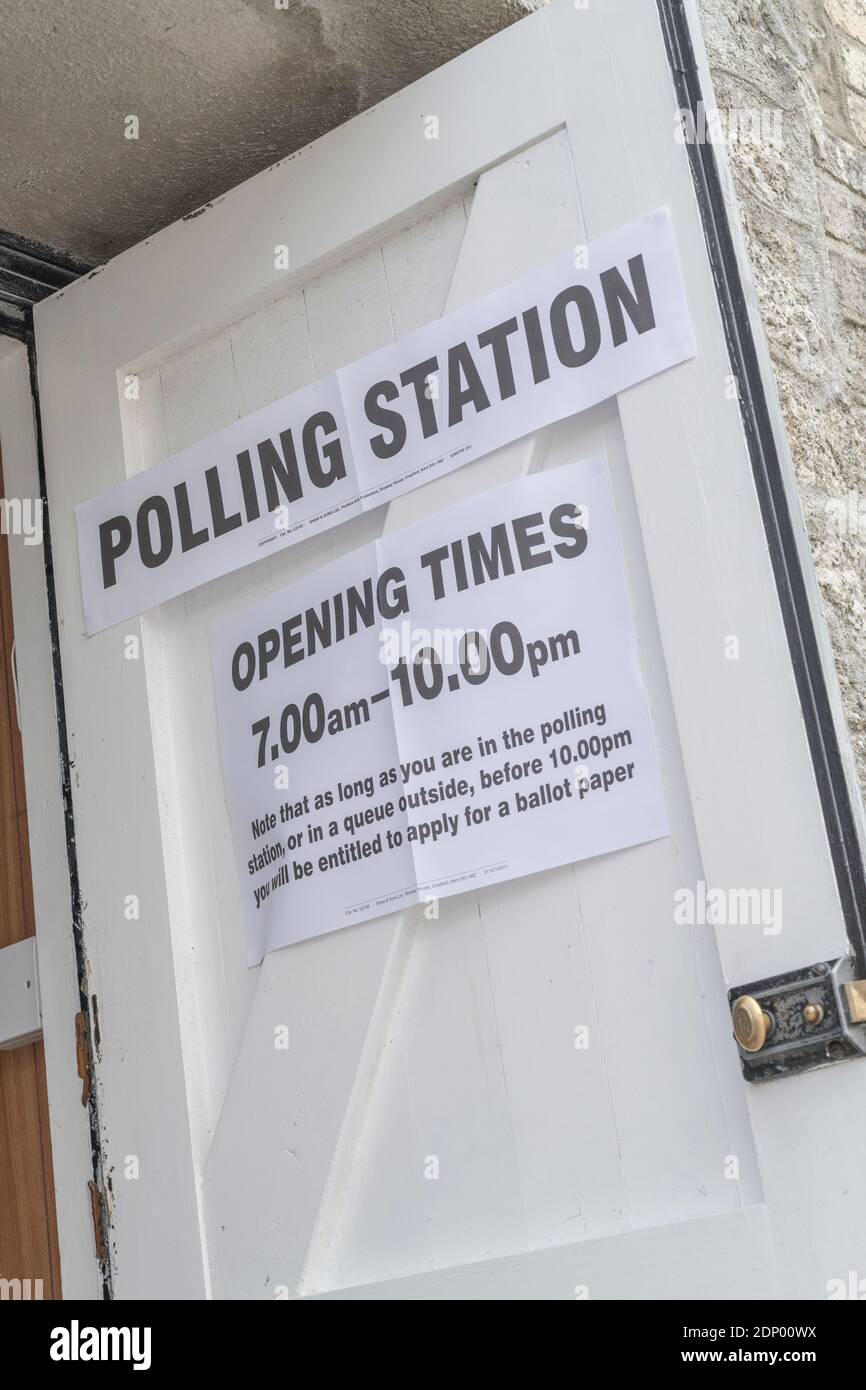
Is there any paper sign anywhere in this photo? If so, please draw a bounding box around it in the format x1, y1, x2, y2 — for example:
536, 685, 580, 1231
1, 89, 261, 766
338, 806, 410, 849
210, 458, 669, 964
78, 209, 694, 633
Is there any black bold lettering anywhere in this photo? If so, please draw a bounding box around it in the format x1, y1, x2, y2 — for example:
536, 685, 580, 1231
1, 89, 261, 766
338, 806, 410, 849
281, 615, 304, 667
236, 449, 261, 522
173, 481, 209, 553
205, 466, 243, 538
377, 566, 409, 619
399, 357, 440, 439
231, 641, 256, 691
302, 411, 346, 488
420, 543, 450, 600
447, 342, 491, 426
98, 514, 132, 589
522, 305, 551, 384
365, 381, 407, 460
257, 431, 303, 510
512, 511, 553, 570
257, 628, 280, 681
550, 286, 601, 367
600, 254, 655, 346
476, 318, 519, 400
136, 496, 173, 569
467, 523, 515, 585
550, 502, 589, 559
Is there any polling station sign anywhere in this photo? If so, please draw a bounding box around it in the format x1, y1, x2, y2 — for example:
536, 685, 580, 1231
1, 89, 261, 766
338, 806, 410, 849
77, 209, 694, 633
210, 458, 669, 964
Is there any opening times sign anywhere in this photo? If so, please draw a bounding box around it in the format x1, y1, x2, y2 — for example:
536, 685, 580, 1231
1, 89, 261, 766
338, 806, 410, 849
211, 459, 669, 964
77, 209, 694, 633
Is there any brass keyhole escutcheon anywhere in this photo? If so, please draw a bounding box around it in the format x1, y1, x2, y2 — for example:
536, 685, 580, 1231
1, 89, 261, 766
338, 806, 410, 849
732, 995, 773, 1052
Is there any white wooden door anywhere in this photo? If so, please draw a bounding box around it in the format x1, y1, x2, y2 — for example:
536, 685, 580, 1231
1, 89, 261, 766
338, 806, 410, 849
29, 0, 866, 1300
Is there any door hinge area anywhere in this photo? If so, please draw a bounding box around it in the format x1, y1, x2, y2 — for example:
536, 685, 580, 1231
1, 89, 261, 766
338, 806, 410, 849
88, 1180, 109, 1264
75, 1010, 92, 1106
77, 1012, 111, 1275
729, 958, 866, 1082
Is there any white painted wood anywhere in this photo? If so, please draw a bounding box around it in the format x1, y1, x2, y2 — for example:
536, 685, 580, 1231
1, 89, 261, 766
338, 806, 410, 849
679, 4, 866, 1296
0, 938, 41, 1049
546, 0, 866, 1298
550, 0, 843, 983
315, 1206, 777, 1300
26, 0, 866, 1302
205, 151, 585, 1297
306, 125, 759, 1298
0, 338, 100, 1296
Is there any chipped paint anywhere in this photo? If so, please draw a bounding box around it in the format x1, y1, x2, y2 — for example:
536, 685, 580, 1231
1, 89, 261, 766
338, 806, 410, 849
74, 1010, 91, 1106
88, 1179, 108, 1263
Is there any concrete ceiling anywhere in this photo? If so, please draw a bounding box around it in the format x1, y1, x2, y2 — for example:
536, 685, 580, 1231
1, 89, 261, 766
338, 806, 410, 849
1, 0, 537, 267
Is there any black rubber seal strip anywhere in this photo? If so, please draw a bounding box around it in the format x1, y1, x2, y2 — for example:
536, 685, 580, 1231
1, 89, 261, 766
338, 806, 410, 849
657, 0, 866, 974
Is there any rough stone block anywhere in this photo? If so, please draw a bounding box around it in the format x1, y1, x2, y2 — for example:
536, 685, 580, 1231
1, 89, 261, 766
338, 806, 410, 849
848, 86, 866, 143
825, 0, 866, 46
819, 170, 866, 250
841, 36, 866, 95
713, 70, 821, 225
813, 126, 866, 196
829, 247, 866, 324
742, 210, 835, 383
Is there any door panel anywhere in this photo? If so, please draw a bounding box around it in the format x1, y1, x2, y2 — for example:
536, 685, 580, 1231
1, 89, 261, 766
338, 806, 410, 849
317, 1207, 775, 1301
31, 0, 866, 1300
202, 135, 759, 1297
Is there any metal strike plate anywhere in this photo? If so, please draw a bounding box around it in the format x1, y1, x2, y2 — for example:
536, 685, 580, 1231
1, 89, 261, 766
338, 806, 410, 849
728, 958, 866, 1082
844, 979, 866, 1024
0, 937, 42, 1049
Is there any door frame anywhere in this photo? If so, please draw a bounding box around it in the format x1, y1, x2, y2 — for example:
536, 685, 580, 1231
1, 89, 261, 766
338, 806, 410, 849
17, 0, 866, 1298
0, 334, 103, 1298
664, 0, 866, 972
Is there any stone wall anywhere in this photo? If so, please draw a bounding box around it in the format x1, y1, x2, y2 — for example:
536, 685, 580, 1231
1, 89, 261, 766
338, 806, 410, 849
699, 0, 866, 784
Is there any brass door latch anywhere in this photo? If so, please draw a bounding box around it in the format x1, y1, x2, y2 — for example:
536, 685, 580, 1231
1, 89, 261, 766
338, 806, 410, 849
729, 959, 866, 1081
731, 994, 774, 1052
